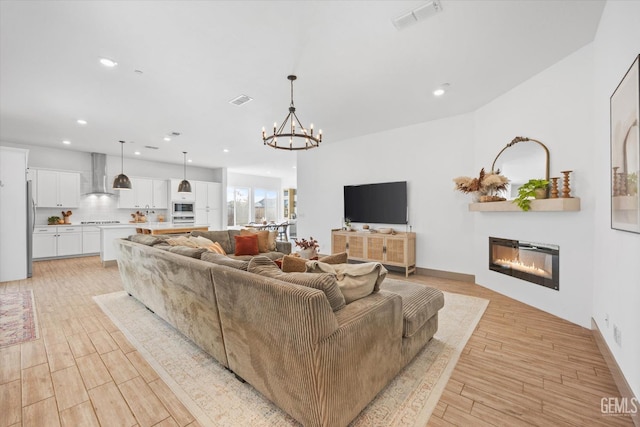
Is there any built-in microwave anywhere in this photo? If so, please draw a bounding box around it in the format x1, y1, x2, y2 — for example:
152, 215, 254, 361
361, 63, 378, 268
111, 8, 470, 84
172, 201, 194, 213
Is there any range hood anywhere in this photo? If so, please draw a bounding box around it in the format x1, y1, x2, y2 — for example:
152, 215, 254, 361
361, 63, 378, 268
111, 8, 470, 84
85, 153, 115, 196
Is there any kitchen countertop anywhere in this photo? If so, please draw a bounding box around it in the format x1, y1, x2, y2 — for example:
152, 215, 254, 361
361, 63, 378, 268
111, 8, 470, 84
133, 223, 210, 235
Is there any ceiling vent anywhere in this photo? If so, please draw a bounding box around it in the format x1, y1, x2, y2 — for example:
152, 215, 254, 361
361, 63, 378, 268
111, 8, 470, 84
144, 145, 159, 150
392, 0, 443, 30
229, 94, 254, 106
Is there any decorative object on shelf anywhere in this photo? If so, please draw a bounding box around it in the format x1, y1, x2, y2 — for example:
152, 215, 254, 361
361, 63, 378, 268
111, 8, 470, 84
550, 177, 560, 198
294, 237, 319, 259
344, 218, 352, 231
513, 179, 549, 211
453, 168, 509, 201
178, 151, 192, 193
113, 140, 132, 190
560, 170, 572, 198
491, 136, 550, 181
61, 210, 72, 224
47, 216, 61, 225
610, 54, 639, 234
262, 75, 322, 151
362, 224, 369, 230
377, 228, 393, 234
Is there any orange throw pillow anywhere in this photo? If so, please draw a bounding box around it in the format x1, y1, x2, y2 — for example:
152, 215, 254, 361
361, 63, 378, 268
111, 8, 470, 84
208, 242, 227, 255
240, 229, 270, 253
234, 234, 259, 256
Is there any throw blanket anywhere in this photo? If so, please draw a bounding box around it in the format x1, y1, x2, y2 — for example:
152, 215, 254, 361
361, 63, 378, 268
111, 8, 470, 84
306, 261, 388, 303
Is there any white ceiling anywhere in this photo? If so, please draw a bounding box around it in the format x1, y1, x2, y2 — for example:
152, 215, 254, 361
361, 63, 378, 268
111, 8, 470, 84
0, 1, 604, 182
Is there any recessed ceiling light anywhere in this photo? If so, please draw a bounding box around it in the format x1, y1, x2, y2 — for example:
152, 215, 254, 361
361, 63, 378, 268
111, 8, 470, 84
163, 137, 171, 142
62, 140, 71, 145
433, 83, 450, 97
76, 119, 87, 125
99, 58, 118, 67
134, 151, 141, 155
223, 149, 229, 153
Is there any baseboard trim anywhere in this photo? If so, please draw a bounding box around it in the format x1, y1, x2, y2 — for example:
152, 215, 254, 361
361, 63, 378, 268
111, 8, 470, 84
415, 267, 475, 283
591, 318, 639, 426
101, 260, 117, 268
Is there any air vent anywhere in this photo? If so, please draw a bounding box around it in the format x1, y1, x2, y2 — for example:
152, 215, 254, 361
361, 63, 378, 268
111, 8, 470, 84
229, 94, 254, 106
392, 0, 442, 30
170, 131, 181, 136
144, 145, 159, 150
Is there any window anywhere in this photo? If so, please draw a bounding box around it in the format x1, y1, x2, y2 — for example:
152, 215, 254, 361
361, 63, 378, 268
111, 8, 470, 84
227, 187, 250, 226
254, 189, 278, 223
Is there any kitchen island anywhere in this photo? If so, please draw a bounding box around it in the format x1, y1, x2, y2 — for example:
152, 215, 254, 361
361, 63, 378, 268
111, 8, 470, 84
133, 223, 209, 235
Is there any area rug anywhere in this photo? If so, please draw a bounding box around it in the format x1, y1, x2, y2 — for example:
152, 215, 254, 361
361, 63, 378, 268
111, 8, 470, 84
94, 282, 488, 427
0, 290, 39, 348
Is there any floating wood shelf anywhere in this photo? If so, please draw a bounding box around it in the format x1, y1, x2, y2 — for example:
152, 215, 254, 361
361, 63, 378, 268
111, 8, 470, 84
612, 195, 638, 211
469, 197, 581, 212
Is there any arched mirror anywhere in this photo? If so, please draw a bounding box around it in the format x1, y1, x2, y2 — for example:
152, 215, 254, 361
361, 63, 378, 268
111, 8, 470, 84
491, 136, 550, 199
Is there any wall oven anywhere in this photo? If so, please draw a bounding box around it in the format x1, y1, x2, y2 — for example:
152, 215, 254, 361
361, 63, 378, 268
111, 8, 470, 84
172, 201, 195, 224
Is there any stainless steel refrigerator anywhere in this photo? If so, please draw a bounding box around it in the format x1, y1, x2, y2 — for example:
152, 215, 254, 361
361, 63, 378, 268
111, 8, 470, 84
27, 180, 34, 277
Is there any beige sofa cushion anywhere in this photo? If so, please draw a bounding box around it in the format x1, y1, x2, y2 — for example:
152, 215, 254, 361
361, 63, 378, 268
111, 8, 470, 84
380, 280, 445, 338
191, 230, 233, 254
168, 246, 208, 258
247, 256, 346, 312
306, 261, 387, 304
129, 234, 164, 246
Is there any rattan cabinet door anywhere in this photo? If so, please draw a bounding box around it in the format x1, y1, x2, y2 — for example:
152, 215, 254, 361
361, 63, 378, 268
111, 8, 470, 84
366, 235, 384, 262
384, 236, 406, 265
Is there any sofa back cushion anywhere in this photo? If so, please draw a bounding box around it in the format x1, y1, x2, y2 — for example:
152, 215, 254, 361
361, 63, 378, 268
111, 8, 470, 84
248, 256, 346, 312
168, 246, 208, 259
234, 234, 260, 256
191, 230, 233, 254
129, 234, 164, 246
201, 252, 249, 270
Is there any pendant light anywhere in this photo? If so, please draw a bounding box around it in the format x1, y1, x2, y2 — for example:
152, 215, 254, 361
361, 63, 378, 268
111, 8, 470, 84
178, 151, 192, 193
112, 140, 132, 189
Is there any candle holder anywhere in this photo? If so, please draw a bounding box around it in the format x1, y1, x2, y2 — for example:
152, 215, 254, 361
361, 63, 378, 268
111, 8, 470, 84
560, 170, 572, 198
618, 172, 628, 196
612, 167, 619, 196
550, 177, 560, 198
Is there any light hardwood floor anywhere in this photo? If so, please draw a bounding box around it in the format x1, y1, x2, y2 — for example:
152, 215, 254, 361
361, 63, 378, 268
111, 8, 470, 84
0, 256, 633, 426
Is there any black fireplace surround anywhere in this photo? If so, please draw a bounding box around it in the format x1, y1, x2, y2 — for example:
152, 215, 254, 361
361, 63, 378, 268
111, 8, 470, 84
489, 237, 559, 290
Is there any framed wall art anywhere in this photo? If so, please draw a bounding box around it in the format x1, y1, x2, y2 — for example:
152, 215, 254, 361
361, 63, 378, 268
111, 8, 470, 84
610, 54, 640, 233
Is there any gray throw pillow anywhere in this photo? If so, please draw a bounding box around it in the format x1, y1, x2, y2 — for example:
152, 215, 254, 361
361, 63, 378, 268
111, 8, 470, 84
247, 256, 345, 312
201, 252, 249, 271
129, 234, 163, 246
168, 246, 207, 259
191, 230, 233, 254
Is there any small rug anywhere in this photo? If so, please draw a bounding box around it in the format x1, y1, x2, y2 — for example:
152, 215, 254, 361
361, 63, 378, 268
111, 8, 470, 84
94, 282, 488, 427
0, 290, 39, 348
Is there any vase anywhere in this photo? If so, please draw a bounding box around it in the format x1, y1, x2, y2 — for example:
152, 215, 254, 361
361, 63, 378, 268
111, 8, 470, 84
534, 188, 548, 199
298, 248, 317, 259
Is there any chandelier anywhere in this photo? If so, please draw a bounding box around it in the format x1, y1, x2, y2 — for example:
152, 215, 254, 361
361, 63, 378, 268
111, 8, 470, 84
262, 75, 322, 150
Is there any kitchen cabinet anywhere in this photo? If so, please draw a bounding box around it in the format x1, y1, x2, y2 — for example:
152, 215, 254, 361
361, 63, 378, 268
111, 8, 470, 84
152, 179, 168, 209
118, 177, 168, 209
82, 226, 101, 254
195, 181, 221, 228
170, 178, 196, 201
33, 226, 82, 259
35, 169, 80, 208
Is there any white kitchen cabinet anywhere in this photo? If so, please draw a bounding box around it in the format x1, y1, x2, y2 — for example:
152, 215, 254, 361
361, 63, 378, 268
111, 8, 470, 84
152, 179, 168, 209
35, 169, 80, 208
33, 226, 82, 258
170, 178, 196, 201
119, 177, 167, 209
194, 181, 221, 228
82, 226, 101, 254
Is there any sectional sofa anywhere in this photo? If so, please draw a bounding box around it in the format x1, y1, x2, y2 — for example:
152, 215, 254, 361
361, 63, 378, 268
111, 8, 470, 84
115, 235, 444, 427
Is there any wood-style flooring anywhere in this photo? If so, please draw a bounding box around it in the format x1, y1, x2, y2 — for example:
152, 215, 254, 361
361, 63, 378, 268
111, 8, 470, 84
0, 256, 632, 426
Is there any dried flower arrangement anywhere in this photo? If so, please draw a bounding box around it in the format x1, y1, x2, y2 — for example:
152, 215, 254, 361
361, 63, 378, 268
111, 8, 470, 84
294, 237, 319, 250
453, 168, 509, 201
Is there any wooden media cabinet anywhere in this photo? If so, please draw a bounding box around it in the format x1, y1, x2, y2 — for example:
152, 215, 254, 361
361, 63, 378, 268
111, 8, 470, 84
331, 230, 416, 277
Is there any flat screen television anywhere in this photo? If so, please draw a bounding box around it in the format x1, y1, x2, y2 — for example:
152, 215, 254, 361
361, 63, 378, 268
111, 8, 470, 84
344, 181, 408, 224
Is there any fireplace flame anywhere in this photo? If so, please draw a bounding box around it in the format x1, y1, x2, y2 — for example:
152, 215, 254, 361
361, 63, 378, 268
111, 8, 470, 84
494, 258, 552, 279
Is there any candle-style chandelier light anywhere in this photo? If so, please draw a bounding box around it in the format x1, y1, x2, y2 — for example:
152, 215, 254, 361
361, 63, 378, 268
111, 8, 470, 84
262, 75, 322, 150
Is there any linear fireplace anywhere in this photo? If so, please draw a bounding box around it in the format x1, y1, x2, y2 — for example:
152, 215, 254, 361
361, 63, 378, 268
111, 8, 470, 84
489, 237, 559, 290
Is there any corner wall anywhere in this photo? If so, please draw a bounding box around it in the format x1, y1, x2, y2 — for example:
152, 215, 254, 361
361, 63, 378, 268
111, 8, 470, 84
592, 0, 640, 399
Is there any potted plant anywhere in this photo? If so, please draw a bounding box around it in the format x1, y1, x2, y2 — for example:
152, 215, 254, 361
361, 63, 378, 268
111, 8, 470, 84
294, 237, 319, 259
513, 179, 549, 211
47, 216, 61, 225
344, 218, 352, 231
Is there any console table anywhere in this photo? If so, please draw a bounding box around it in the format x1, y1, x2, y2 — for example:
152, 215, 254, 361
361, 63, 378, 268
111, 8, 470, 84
331, 230, 416, 277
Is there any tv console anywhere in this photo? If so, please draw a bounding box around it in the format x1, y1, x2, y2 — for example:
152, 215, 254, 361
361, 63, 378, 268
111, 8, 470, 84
331, 230, 416, 277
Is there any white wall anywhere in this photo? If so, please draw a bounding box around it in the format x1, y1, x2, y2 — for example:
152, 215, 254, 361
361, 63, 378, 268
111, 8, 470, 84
592, 0, 640, 399
472, 45, 595, 328
297, 113, 475, 268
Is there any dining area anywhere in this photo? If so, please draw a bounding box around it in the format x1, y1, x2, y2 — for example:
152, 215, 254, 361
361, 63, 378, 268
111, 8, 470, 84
244, 221, 293, 241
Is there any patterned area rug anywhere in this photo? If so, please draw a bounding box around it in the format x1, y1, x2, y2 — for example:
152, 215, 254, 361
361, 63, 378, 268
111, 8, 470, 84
94, 282, 488, 427
0, 290, 39, 348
